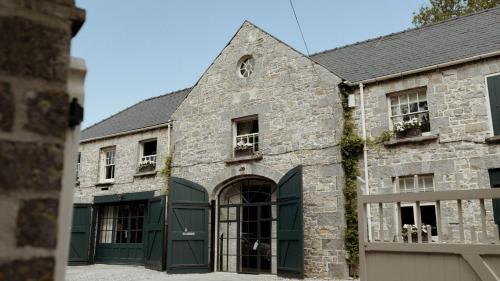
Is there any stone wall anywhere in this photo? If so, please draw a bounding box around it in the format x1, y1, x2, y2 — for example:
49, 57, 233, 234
170, 22, 347, 278
351, 57, 500, 242
0, 1, 84, 280
75, 127, 170, 203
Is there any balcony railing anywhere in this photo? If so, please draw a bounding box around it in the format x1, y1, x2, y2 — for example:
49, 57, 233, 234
235, 133, 259, 153
139, 155, 157, 166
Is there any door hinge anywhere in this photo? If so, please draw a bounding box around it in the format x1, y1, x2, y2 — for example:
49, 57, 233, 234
69, 98, 84, 127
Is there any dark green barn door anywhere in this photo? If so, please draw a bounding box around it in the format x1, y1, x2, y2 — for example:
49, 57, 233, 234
489, 169, 500, 231
145, 196, 166, 270
167, 177, 209, 273
487, 74, 500, 135
69, 204, 93, 264
277, 166, 304, 278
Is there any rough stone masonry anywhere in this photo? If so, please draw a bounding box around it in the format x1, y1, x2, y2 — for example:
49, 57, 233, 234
0, 1, 84, 281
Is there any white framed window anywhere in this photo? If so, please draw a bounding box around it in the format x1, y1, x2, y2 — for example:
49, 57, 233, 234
100, 147, 115, 182
394, 174, 437, 237
233, 116, 259, 157
398, 174, 434, 193
388, 87, 430, 132
138, 139, 157, 172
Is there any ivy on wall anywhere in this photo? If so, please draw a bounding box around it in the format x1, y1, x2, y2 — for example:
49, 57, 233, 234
161, 154, 172, 195
339, 85, 363, 272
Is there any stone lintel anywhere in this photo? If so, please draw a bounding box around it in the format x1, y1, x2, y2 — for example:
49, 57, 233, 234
383, 134, 439, 147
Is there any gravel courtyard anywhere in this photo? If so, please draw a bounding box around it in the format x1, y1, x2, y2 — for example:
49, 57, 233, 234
66, 264, 356, 281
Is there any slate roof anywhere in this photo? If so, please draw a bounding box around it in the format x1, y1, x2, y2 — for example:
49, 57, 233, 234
81, 88, 190, 141
310, 6, 500, 83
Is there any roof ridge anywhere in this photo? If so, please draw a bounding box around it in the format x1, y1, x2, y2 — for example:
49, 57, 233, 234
310, 5, 500, 57
82, 87, 192, 131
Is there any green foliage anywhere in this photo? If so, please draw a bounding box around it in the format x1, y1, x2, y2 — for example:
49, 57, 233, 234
161, 154, 172, 195
339, 87, 361, 269
412, 0, 499, 26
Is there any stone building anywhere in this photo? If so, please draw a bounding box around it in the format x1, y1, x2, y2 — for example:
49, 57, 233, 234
70, 7, 500, 280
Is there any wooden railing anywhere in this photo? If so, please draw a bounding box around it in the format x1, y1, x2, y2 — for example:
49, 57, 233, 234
358, 187, 500, 281
359, 188, 500, 245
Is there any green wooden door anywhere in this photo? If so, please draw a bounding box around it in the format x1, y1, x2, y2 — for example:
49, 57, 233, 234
489, 169, 500, 229
277, 166, 304, 278
487, 74, 500, 135
167, 177, 209, 273
69, 204, 93, 264
145, 196, 166, 270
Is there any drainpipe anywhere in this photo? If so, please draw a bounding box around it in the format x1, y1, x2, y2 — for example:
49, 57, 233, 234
359, 83, 372, 240
167, 121, 172, 154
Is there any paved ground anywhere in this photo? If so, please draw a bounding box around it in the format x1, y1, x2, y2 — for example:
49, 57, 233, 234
66, 264, 356, 281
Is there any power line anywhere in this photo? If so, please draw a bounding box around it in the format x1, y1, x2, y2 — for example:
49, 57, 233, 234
289, 0, 310, 56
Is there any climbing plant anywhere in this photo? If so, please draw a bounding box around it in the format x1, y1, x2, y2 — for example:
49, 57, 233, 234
339, 85, 363, 273
161, 154, 172, 195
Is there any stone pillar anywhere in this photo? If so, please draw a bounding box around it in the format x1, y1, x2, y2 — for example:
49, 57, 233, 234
0, 1, 85, 281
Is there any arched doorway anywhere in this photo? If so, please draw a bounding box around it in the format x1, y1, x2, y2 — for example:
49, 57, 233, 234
217, 177, 277, 274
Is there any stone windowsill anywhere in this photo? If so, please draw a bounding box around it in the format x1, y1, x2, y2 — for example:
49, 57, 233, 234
383, 134, 439, 147
225, 153, 263, 164
95, 181, 114, 187
133, 171, 158, 177
485, 135, 500, 144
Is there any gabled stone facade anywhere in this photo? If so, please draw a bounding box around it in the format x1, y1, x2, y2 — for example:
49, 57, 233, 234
170, 22, 346, 278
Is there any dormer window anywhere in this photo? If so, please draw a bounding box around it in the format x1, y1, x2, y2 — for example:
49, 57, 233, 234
138, 139, 157, 172
233, 116, 259, 157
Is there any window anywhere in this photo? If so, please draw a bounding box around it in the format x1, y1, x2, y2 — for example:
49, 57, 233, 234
100, 148, 115, 182
397, 174, 434, 193
239, 56, 254, 78
395, 174, 437, 237
97, 203, 145, 244
389, 88, 430, 133
486, 74, 500, 136
138, 139, 157, 172
233, 116, 259, 157
76, 152, 81, 182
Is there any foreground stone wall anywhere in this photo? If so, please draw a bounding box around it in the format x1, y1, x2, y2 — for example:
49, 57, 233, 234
171, 22, 347, 278
352, 57, 500, 242
75, 127, 170, 203
0, 1, 84, 280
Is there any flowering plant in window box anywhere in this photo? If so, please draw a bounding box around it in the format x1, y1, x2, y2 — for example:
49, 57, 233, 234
138, 159, 156, 172
394, 118, 422, 138
235, 140, 254, 151
402, 224, 430, 242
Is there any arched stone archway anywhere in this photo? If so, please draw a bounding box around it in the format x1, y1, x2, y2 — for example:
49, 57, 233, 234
215, 176, 277, 274
207, 163, 283, 199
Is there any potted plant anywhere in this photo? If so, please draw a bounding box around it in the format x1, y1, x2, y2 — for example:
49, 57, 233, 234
138, 159, 156, 172
235, 140, 253, 151
402, 224, 430, 242
394, 117, 422, 138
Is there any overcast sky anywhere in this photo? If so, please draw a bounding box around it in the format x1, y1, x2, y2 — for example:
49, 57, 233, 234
72, 0, 426, 128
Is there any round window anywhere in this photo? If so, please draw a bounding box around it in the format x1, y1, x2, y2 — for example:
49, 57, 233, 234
238, 56, 254, 78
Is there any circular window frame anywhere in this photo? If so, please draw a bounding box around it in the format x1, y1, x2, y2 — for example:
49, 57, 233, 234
237, 55, 254, 78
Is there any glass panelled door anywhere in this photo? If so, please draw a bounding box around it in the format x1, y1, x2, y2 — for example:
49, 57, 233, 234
95, 202, 146, 264
218, 179, 277, 274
